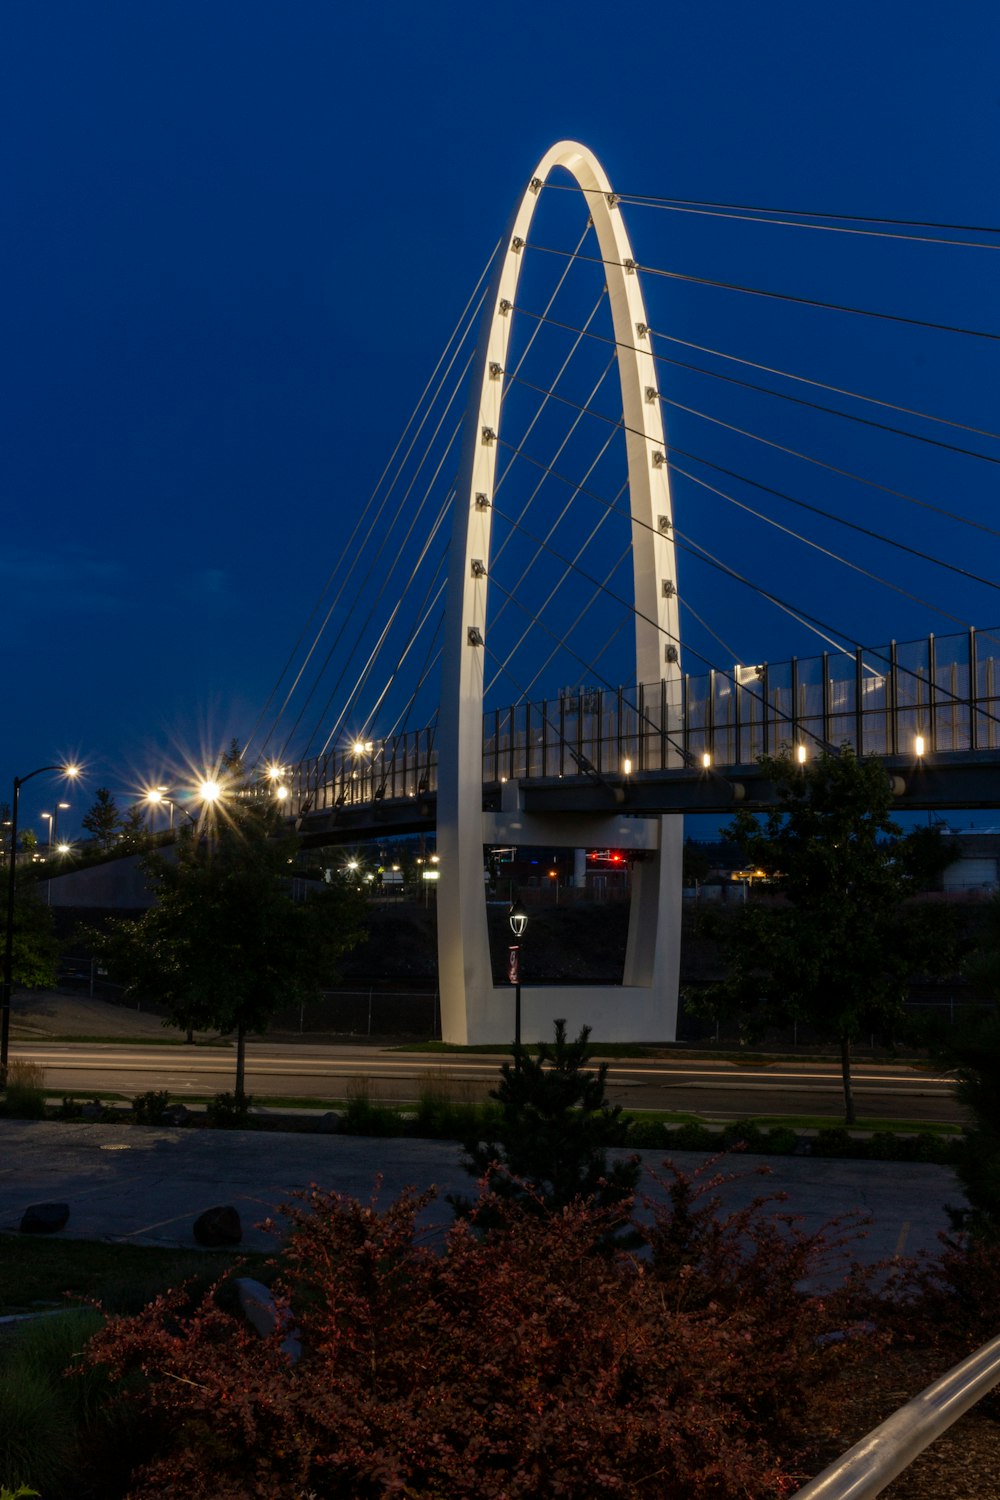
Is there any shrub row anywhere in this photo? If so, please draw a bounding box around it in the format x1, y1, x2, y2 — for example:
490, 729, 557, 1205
0, 1075, 963, 1165
629, 1116, 962, 1164
78, 1167, 885, 1499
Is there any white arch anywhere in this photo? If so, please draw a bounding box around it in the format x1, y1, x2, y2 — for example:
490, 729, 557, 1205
437, 141, 683, 1045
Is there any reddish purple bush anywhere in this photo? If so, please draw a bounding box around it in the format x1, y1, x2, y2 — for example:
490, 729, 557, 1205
82, 1166, 881, 1499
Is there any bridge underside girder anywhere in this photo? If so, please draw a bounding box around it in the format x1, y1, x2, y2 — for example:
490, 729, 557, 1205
293, 749, 1000, 848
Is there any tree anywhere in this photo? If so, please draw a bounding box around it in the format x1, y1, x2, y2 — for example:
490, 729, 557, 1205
682, 836, 712, 887
82, 788, 123, 850
696, 747, 952, 1123
117, 804, 150, 853
10, 875, 59, 989
924, 891, 1000, 1236
96, 752, 367, 1099
452, 1019, 640, 1238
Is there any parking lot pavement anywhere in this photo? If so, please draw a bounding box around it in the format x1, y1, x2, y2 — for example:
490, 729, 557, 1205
0, 1119, 965, 1264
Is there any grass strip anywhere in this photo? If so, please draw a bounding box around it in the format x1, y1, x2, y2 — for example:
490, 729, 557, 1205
0, 1235, 267, 1317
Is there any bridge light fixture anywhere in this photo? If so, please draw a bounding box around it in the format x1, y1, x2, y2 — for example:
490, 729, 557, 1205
915, 734, 926, 758
702, 752, 711, 769
622, 757, 632, 777
274, 784, 289, 802
796, 744, 807, 764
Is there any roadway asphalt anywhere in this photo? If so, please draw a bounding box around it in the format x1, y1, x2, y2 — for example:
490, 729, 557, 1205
0, 1116, 966, 1267
1, 990, 968, 1268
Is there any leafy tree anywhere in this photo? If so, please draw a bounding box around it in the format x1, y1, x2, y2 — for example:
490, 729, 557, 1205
453, 1019, 640, 1236
696, 747, 952, 1123
921, 891, 1000, 1236
931, 1011, 1000, 1236
81, 788, 122, 850
10, 876, 59, 989
682, 836, 712, 887
117, 804, 150, 853
95, 751, 367, 1099
18, 828, 37, 856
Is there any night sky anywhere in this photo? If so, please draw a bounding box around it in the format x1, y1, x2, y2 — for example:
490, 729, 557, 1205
2, 2, 998, 840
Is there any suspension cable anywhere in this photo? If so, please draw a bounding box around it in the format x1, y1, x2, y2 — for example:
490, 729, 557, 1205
522, 239, 1000, 343
512, 291, 1000, 466
647, 326, 1000, 444
510, 303, 1000, 537
503, 368, 1000, 598
250, 243, 499, 761
536, 177, 1000, 238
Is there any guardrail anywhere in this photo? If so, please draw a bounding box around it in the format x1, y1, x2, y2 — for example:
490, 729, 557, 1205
790, 1331, 1000, 1498
286, 624, 1000, 814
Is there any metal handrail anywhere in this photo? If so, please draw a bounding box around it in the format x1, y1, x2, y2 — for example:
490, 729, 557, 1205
790, 1331, 1000, 1499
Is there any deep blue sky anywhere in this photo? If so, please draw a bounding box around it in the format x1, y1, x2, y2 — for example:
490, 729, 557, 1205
2, 2, 998, 838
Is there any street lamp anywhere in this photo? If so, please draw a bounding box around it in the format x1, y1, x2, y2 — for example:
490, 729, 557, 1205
40, 801, 71, 850
2, 763, 80, 1081
145, 786, 174, 830
508, 898, 528, 1063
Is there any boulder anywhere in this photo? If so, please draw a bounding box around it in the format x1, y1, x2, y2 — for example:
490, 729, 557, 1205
21, 1202, 70, 1234
192, 1204, 242, 1247
234, 1276, 301, 1363
316, 1110, 343, 1134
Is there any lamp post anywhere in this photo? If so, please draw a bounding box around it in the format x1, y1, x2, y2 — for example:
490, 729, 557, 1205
145, 787, 175, 831
508, 897, 528, 1064
40, 801, 71, 851
2, 763, 80, 1082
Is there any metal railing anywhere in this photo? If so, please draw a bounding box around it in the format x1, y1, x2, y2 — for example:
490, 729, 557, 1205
286, 625, 1000, 813
790, 1331, 1000, 1498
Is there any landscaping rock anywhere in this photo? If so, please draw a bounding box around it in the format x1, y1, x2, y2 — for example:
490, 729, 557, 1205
163, 1103, 190, 1126
20, 1201, 70, 1234
192, 1204, 242, 1246
317, 1110, 343, 1134
234, 1276, 301, 1363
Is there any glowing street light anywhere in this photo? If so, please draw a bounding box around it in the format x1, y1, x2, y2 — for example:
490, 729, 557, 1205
3, 762, 81, 1080
508, 897, 528, 1064
40, 800, 71, 849
145, 787, 172, 830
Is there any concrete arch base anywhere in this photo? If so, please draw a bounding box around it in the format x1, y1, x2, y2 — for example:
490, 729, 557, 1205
437, 805, 682, 1046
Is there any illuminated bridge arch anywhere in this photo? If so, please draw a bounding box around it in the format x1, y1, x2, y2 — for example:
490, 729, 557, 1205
436, 140, 684, 1045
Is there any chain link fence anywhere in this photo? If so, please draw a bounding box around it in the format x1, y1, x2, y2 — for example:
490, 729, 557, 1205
269, 989, 440, 1038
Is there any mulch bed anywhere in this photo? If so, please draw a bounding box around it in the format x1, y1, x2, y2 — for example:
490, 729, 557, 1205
799, 1345, 1000, 1497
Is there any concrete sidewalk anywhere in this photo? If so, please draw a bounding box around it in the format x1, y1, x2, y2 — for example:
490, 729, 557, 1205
0, 1119, 965, 1263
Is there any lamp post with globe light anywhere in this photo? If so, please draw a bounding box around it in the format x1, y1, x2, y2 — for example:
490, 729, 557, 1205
2, 763, 80, 1081
508, 897, 528, 1064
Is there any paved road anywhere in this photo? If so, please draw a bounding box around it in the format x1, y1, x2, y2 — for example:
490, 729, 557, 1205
10, 991, 963, 1124
0, 1118, 967, 1266
14, 1039, 962, 1124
